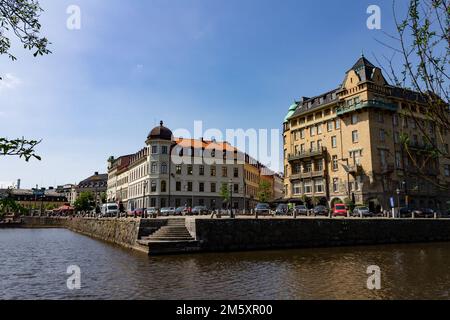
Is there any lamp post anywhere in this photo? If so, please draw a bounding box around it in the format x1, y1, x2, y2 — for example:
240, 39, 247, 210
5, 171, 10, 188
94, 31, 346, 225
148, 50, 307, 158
142, 181, 147, 218
396, 188, 401, 218
229, 179, 234, 218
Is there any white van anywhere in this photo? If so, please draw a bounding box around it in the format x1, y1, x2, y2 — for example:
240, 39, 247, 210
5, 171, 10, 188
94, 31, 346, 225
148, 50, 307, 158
101, 203, 119, 217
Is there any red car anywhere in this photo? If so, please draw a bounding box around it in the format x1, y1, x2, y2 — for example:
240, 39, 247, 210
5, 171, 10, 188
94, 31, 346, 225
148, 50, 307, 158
333, 204, 348, 217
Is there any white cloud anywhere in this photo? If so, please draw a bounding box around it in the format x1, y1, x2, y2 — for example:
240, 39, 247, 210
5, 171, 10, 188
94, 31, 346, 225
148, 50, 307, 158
0, 73, 22, 91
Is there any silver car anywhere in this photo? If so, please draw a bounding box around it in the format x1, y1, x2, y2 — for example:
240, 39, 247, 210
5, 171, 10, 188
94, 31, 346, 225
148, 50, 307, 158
352, 206, 372, 217
294, 205, 308, 215
160, 207, 176, 216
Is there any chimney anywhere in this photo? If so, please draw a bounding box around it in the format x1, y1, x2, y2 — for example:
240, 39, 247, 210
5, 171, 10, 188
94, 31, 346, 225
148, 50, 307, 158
95, 172, 99, 176
16, 179, 21, 190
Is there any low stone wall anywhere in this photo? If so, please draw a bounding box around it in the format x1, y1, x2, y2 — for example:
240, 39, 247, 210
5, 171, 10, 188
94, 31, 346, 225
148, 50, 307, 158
194, 218, 450, 252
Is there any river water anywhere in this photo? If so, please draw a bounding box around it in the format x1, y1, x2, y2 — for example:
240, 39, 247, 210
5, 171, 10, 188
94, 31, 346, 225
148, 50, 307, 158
1, 228, 449, 300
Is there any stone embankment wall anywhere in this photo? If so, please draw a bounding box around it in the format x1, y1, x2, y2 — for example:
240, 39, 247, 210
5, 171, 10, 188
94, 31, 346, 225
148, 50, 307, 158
193, 218, 450, 252
21, 217, 166, 251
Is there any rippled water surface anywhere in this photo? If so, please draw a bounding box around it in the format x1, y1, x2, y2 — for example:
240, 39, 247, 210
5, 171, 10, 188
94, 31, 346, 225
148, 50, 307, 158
1, 228, 450, 299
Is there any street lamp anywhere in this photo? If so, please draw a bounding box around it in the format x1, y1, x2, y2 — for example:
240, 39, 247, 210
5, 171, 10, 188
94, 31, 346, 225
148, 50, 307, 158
142, 181, 148, 218
396, 188, 401, 218
229, 179, 234, 218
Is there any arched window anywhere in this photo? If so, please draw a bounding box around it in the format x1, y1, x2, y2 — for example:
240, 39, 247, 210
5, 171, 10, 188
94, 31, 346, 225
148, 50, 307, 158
161, 181, 167, 193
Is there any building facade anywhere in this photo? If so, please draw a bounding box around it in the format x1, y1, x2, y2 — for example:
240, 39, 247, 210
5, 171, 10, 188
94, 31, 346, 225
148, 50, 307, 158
108, 122, 282, 211
283, 55, 450, 212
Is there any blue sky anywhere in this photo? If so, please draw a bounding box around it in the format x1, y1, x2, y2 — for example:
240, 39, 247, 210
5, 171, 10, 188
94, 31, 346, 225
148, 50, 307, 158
0, 0, 408, 188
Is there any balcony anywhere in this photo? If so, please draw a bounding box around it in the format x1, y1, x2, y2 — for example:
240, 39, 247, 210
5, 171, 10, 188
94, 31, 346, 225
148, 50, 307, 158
347, 164, 362, 174
289, 170, 325, 181
288, 147, 327, 162
336, 100, 398, 116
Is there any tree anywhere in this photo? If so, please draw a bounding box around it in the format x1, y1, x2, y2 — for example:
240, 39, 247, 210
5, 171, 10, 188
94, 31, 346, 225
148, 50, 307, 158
1, 0, 51, 161
0, 137, 42, 161
219, 183, 230, 206
0, 190, 24, 218
73, 192, 94, 212
257, 180, 272, 203
377, 0, 449, 188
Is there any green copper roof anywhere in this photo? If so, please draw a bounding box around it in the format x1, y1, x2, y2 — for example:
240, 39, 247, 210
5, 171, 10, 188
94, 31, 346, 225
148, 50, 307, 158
284, 103, 298, 122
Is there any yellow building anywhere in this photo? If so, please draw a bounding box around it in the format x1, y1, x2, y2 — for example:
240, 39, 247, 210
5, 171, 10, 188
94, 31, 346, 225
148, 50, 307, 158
283, 55, 450, 212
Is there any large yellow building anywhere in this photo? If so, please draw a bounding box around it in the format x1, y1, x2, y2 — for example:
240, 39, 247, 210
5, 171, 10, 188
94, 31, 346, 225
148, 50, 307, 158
283, 55, 450, 212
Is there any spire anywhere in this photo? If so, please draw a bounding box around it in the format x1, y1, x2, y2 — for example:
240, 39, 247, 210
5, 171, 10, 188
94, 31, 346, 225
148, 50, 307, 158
160, 120, 163, 126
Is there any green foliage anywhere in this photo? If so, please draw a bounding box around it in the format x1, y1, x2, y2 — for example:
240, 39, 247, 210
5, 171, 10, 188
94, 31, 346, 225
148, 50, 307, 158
0, 0, 51, 63
100, 192, 107, 204
0, 194, 24, 217
257, 180, 272, 203
73, 192, 94, 212
0, 137, 42, 161
344, 197, 355, 212
219, 183, 230, 203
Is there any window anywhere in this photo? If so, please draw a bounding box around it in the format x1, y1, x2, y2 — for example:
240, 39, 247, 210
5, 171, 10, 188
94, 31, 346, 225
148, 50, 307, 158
199, 182, 204, 192
331, 136, 337, 148
161, 146, 168, 154
222, 167, 228, 177
317, 124, 322, 134
335, 119, 341, 129
395, 152, 402, 169
377, 112, 383, 123
333, 178, 339, 193
161, 181, 167, 193
351, 114, 358, 124
176, 181, 181, 191
352, 130, 359, 143
187, 165, 193, 175
317, 140, 322, 149
300, 129, 305, 139
315, 179, 324, 193
444, 165, 450, 177
315, 160, 323, 171
327, 121, 333, 132
210, 166, 216, 176
332, 155, 339, 171
187, 182, 193, 192
380, 150, 387, 167
304, 180, 312, 194
300, 144, 305, 153
151, 181, 156, 192
394, 132, 400, 144
199, 165, 205, 176
151, 145, 158, 154
293, 183, 301, 195
350, 150, 362, 165
310, 126, 316, 136
234, 167, 239, 178
211, 183, 216, 193
151, 162, 157, 174
234, 184, 239, 193
379, 129, 386, 142
304, 162, 312, 173
161, 163, 168, 174
393, 114, 399, 126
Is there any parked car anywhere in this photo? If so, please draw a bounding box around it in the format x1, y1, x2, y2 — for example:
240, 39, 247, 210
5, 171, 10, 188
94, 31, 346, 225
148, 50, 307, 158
129, 208, 146, 217
146, 207, 158, 216
313, 205, 329, 216
399, 207, 412, 218
275, 204, 289, 215
413, 208, 435, 218
192, 206, 209, 215
294, 205, 308, 216
255, 203, 271, 215
175, 207, 189, 216
101, 203, 119, 217
160, 207, 176, 216
332, 204, 347, 217
352, 206, 372, 217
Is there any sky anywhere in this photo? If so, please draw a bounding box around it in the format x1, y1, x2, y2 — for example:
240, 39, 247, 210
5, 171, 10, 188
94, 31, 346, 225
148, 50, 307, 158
0, 0, 409, 189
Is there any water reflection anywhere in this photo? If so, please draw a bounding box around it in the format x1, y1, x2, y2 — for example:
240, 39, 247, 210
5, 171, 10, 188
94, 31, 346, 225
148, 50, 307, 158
1, 229, 450, 299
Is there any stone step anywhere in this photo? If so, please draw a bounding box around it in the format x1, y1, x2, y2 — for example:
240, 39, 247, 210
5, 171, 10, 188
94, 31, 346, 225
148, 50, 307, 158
149, 237, 195, 241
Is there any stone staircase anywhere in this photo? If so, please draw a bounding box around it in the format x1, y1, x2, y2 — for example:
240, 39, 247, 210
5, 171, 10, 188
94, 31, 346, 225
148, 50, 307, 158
144, 218, 194, 241
136, 218, 201, 255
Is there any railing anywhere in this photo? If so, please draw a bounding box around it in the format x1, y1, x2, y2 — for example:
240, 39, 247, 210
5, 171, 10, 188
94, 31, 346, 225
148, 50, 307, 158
289, 170, 325, 180
288, 147, 327, 161
336, 100, 398, 116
